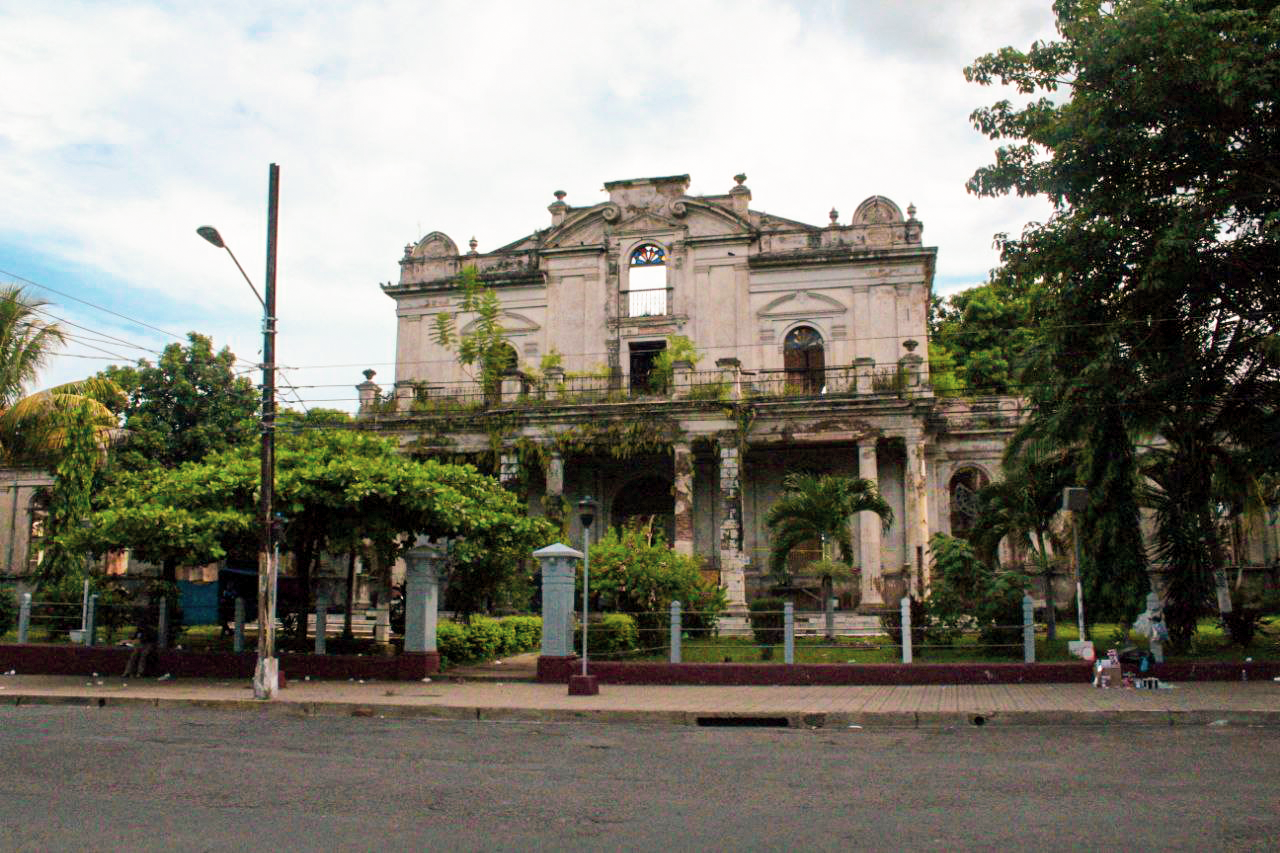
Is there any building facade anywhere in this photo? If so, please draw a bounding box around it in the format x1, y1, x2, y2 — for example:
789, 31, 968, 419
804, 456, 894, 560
362, 173, 1027, 610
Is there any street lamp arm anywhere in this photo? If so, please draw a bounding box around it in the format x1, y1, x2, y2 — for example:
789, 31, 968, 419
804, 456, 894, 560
196, 226, 267, 310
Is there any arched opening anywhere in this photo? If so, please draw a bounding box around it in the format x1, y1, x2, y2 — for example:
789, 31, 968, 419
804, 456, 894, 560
484, 342, 519, 401
948, 467, 990, 539
611, 474, 675, 544
627, 243, 668, 317
784, 326, 825, 394
26, 490, 49, 574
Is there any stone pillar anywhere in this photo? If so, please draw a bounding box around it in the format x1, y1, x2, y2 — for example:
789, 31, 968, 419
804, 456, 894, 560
500, 370, 524, 402
356, 369, 381, 412
858, 440, 884, 608
403, 538, 443, 664
904, 434, 932, 597
673, 440, 695, 556
544, 366, 566, 399
715, 357, 742, 399
853, 357, 876, 395
535, 543, 583, 680
672, 359, 694, 398
544, 450, 565, 527
717, 440, 747, 607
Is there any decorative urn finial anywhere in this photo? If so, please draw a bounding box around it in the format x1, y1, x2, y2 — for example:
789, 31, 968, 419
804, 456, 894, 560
468, 236, 478, 253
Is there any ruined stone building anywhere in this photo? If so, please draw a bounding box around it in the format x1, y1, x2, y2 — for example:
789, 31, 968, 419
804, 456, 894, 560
358, 173, 1033, 611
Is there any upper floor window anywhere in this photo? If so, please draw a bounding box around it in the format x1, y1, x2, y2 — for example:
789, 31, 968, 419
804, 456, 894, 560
627, 243, 668, 317
784, 325, 825, 394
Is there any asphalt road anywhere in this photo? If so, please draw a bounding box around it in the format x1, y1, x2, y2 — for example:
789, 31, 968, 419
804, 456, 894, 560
1, 707, 1277, 851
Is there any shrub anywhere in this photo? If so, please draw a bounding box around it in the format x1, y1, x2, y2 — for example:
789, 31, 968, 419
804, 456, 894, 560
1219, 587, 1276, 647
436, 621, 469, 667
502, 616, 542, 652
749, 597, 786, 649
0, 586, 15, 636
576, 613, 639, 659
464, 616, 507, 661
927, 533, 1028, 655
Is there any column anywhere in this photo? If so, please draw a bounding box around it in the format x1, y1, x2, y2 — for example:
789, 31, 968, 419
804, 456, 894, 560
403, 538, 444, 655
534, 543, 583, 659
718, 440, 747, 608
673, 440, 695, 556
904, 434, 932, 596
858, 440, 884, 608
499, 451, 520, 488
544, 449, 565, 526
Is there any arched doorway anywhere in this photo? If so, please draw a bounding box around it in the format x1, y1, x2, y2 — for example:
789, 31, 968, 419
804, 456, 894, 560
611, 474, 675, 544
948, 467, 990, 539
784, 326, 825, 394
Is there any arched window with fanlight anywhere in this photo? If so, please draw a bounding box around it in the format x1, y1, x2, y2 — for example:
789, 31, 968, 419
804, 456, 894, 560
784, 326, 825, 394
627, 243, 668, 317
948, 467, 990, 538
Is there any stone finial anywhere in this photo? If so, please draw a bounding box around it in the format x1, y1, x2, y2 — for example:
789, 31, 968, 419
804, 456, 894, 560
829, 207, 839, 225
729, 174, 751, 215
549, 190, 570, 226
554, 190, 566, 201
907, 202, 918, 220
468, 236, 478, 254
404, 243, 415, 259
363, 368, 376, 381
902, 339, 919, 352
733, 173, 747, 186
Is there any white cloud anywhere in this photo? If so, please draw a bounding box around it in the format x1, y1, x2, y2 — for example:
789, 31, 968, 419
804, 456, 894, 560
0, 0, 1060, 406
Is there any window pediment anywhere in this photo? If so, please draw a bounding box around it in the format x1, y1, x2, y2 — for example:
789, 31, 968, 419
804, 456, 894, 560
758, 290, 847, 319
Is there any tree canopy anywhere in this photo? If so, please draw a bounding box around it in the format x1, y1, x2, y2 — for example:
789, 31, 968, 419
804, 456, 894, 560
967, 0, 1280, 646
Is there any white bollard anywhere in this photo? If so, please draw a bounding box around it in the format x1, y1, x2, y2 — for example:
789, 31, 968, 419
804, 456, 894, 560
783, 601, 794, 664
85, 594, 98, 647
1023, 594, 1036, 664
314, 595, 327, 655
17, 592, 31, 644
670, 601, 682, 663
901, 596, 913, 664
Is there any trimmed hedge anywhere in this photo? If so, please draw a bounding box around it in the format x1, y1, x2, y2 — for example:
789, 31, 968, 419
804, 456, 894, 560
436, 615, 543, 668
574, 613, 640, 659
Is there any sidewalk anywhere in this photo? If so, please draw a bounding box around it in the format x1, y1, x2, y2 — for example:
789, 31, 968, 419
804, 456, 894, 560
3, 672, 1279, 727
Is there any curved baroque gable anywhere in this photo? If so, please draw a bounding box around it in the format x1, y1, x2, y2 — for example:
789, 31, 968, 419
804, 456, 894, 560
412, 231, 459, 258
851, 196, 904, 226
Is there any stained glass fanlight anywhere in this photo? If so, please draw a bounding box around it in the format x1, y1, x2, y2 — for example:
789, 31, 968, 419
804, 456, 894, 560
630, 244, 665, 266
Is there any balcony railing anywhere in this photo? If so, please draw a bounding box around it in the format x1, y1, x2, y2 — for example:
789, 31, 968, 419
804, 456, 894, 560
368, 361, 939, 416
620, 287, 672, 318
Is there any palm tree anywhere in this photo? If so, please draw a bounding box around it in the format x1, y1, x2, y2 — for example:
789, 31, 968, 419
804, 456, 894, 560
0, 285, 120, 465
765, 473, 893, 609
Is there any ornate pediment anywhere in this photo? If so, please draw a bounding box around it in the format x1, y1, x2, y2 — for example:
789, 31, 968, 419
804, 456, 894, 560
758, 290, 847, 319
409, 231, 459, 259
615, 210, 683, 235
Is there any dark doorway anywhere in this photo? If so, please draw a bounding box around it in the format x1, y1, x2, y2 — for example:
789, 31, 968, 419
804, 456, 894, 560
612, 474, 675, 544
629, 340, 666, 394
784, 326, 825, 393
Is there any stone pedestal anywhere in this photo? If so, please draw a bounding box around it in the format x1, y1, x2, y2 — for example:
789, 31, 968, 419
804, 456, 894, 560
673, 441, 695, 556
858, 441, 884, 608
535, 543, 583, 659
403, 538, 443, 654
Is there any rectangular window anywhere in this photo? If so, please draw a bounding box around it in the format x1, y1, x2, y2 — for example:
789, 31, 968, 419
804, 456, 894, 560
629, 341, 666, 393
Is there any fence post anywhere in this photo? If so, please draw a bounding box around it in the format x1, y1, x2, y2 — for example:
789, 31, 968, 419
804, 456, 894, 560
1023, 593, 1035, 664
85, 594, 98, 647
234, 597, 246, 653
825, 596, 836, 641
314, 594, 327, 655
901, 596, 912, 664
157, 596, 169, 650
783, 601, 794, 664
18, 592, 31, 644
670, 600, 682, 664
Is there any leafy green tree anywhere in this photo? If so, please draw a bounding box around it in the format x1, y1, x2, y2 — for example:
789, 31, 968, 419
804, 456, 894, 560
101, 332, 258, 472
765, 473, 892, 606
649, 334, 701, 392
431, 266, 516, 392
31, 404, 102, 589
930, 277, 1040, 395
0, 284, 64, 409
927, 533, 1028, 655
966, 0, 1280, 648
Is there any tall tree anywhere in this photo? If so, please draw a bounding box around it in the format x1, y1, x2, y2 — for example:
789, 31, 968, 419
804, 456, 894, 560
102, 332, 258, 471
967, 0, 1280, 648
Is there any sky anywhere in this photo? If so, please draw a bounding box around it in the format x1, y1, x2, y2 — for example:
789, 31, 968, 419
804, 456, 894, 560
0, 0, 1059, 412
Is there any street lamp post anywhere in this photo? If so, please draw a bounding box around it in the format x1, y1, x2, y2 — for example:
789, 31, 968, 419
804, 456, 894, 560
577, 497, 597, 678
197, 163, 280, 700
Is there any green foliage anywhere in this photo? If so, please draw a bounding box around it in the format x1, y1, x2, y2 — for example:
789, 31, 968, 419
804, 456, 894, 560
927, 533, 1027, 654
33, 403, 98, 590
551, 418, 676, 461
879, 596, 934, 654
765, 472, 891, 584
576, 613, 640, 658
926, 341, 966, 397
967, 0, 1280, 650
648, 334, 701, 392
430, 266, 513, 388
588, 526, 725, 642
930, 279, 1039, 395
538, 349, 564, 373
435, 621, 469, 667
503, 615, 542, 652
0, 586, 15, 636
102, 332, 257, 472
435, 616, 542, 668
748, 597, 786, 651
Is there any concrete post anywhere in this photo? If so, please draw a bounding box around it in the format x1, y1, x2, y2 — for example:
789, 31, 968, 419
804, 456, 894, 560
715, 357, 742, 400
535, 543, 584, 659
314, 594, 327, 655
853, 357, 876, 395
85, 594, 98, 647
783, 601, 794, 664
500, 371, 523, 402
374, 604, 390, 644
901, 596, 913, 664
670, 600, 682, 664
234, 597, 245, 654
905, 435, 932, 597
825, 596, 836, 641
157, 596, 169, 650
17, 592, 30, 643
671, 359, 694, 398
403, 538, 444, 654
1023, 593, 1035, 664
355, 369, 381, 413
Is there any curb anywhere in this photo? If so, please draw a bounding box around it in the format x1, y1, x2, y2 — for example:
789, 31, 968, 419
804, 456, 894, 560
5, 692, 1279, 728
